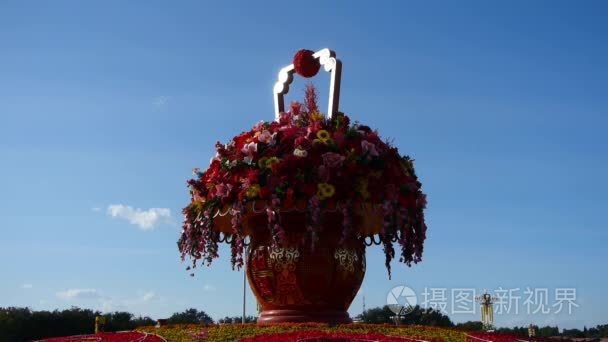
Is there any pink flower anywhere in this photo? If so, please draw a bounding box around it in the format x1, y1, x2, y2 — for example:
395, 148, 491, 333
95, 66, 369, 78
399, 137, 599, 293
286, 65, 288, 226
322, 152, 345, 168
215, 183, 232, 197
241, 141, 257, 155
361, 140, 379, 157
209, 152, 221, 164
252, 121, 265, 131
257, 130, 275, 144
243, 155, 254, 165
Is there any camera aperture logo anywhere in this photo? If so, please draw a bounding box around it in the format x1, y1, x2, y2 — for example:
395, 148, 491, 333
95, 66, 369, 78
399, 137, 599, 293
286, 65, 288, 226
387, 285, 418, 315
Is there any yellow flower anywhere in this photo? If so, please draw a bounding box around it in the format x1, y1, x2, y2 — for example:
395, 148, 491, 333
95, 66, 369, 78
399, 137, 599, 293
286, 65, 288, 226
369, 171, 382, 179
316, 130, 331, 141
400, 159, 414, 176
317, 183, 336, 199
355, 178, 370, 199
266, 157, 280, 168
246, 184, 261, 199
257, 157, 268, 169
310, 112, 324, 122
258, 156, 280, 170
345, 148, 357, 161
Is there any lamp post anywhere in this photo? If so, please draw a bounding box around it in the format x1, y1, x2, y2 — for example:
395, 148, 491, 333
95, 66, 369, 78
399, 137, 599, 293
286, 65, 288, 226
475, 292, 497, 331
528, 324, 536, 338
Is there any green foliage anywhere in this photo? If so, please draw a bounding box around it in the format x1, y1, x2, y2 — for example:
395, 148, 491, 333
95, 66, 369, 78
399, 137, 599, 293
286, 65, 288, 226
358, 305, 454, 327
102, 312, 155, 332
218, 315, 257, 323
454, 321, 484, 331
0, 306, 98, 342
0, 307, 154, 341
168, 308, 214, 324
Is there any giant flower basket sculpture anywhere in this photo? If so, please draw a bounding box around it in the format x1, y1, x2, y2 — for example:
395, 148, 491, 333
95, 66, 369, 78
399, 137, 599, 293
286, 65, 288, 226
178, 49, 428, 323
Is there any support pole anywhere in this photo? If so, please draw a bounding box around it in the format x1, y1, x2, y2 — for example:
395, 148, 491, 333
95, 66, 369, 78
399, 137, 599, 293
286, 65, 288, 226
242, 246, 247, 324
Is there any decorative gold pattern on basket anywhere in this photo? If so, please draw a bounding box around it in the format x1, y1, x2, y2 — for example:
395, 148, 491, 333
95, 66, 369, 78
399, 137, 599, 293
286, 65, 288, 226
269, 247, 300, 267
268, 247, 305, 305
249, 246, 275, 302
334, 248, 359, 273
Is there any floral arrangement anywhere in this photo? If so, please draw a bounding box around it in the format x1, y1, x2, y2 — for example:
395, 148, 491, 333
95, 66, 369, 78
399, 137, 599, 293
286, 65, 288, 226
178, 85, 427, 277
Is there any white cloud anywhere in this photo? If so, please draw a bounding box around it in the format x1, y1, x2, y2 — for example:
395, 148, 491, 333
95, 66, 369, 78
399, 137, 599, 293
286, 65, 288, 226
141, 291, 156, 302
107, 204, 171, 230
99, 299, 116, 312
203, 284, 216, 292
92, 207, 102, 212
21, 283, 33, 289
56, 288, 100, 300
152, 96, 170, 108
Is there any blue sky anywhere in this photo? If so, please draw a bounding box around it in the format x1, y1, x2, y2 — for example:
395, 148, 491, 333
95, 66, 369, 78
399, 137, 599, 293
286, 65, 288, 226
1, 1, 607, 329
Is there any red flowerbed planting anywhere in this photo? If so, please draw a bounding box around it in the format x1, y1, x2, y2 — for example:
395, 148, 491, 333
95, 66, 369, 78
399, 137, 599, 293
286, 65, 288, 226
240, 330, 442, 342
466, 332, 519, 342
39, 331, 164, 342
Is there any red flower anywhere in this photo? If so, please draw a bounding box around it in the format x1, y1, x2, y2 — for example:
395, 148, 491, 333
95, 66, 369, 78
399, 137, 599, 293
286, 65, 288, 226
289, 101, 302, 115
302, 183, 317, 197
293, 49, 321, 78
399, 195, 416, 209
259, 186, 271, 199
294, 136, 311, 150
234, 132, 252, 149
246, 169, 259, 183
332, 130, 346, 148
284, 188, 295, 207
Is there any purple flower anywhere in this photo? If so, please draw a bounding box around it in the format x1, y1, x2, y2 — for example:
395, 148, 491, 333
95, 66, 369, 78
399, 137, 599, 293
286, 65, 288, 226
361, 140, 379, 157
317, 165, 330, 182
322, 152, 345, 168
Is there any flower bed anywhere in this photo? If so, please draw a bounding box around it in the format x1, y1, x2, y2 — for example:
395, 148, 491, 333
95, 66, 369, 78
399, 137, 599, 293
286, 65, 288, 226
241, 330, 441, 341
138, 323, 467, 342
39, 331, 164, 342
466, 332, 519, 342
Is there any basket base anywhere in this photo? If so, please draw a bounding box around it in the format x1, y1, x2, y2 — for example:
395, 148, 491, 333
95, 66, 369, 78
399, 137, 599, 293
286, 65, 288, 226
257, 309, 352, 324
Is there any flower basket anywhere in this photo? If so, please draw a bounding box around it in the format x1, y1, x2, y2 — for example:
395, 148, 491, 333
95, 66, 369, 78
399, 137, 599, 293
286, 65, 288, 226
178, 49, 428, 323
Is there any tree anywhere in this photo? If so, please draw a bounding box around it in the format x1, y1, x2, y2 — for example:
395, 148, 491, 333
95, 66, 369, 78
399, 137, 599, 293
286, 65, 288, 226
168, 308, 214, 324
563, 328, 585, 338
538, 326, 560, 337
455, 321, 484, 331
0, 306, 163, 341
0, 306, 99, 341
359, 305, 453, 327
359, 306, 394, 324
132, 316, 156, 327
218, 315, 257, 323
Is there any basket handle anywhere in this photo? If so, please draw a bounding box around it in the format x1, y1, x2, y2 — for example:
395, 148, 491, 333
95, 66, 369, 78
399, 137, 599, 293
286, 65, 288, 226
273, 48, 342, 121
